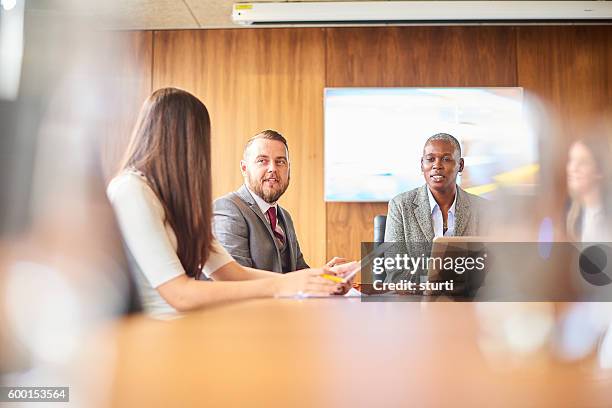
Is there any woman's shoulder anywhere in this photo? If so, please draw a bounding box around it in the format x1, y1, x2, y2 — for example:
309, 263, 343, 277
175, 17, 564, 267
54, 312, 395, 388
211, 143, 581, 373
107, 169, 157, 205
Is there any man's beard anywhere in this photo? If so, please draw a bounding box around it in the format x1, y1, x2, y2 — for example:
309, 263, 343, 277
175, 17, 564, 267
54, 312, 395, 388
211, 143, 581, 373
247, 174, 290, 203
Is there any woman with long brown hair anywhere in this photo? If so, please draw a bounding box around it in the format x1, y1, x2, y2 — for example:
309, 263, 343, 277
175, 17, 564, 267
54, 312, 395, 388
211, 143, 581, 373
566, 134, 612, 242
107, 88, 341, 316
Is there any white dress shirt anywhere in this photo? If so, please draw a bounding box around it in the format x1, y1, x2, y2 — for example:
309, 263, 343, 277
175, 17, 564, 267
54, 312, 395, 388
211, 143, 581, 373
581, 206, 612, 242
246, 186, 285, 242
427, 187, 457, 237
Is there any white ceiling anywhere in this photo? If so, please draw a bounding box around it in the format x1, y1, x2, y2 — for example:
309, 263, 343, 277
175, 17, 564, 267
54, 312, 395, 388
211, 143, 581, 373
104, 0, 337, 30
62, 0, 609, 30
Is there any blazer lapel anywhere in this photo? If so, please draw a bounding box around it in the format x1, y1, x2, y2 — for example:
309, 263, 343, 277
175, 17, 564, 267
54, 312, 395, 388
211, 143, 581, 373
277, 206, 297, 270
237, 185, 279, 248
454, 187, 471, 236
413, 185, 435, 242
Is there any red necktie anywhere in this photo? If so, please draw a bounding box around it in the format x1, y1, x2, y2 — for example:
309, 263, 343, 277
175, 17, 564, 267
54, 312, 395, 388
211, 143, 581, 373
266, 207, 285, 244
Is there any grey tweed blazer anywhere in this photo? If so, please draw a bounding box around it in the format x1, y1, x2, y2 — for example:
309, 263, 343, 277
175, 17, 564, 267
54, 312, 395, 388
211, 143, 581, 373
385, 184, 487, 243
212, 185, 308, 273
384, 184, 488, 282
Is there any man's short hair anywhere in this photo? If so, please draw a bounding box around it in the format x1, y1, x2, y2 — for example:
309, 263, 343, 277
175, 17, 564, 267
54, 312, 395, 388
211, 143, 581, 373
243, 129, 289, 159
424, 133, 462, 157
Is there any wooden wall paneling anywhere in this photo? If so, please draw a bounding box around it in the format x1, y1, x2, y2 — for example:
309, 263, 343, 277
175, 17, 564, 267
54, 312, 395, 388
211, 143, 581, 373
326, 203, 388, 278
326, 26, 517, 87
516, 26, 612, 238
325, 26, 518, 261
153, 28, 327, 266
517, 26, 612, 138
101, 31, 153, 181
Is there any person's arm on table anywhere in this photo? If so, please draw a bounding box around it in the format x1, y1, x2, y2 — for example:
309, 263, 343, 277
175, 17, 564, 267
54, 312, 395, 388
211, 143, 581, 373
328, 261, 360, 294
212, 257, 351, 295
110, 176, 340, 313
212, 260, 346, 291
212, 260, 292, 280
157, 269, 339, 312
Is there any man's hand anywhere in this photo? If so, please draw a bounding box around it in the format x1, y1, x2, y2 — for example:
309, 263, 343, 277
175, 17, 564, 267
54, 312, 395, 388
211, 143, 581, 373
324, 256, 348, 268
328, 261, 360, 295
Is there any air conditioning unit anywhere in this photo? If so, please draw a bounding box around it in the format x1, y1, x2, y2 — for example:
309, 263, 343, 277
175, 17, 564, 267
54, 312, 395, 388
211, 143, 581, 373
232, 1, 612, 25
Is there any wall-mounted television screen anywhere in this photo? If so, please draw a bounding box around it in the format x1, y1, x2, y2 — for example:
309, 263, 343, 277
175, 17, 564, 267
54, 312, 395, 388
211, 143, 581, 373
324, 87, 538, 202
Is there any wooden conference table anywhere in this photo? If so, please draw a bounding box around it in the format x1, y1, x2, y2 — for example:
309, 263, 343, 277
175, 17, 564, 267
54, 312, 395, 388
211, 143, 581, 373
106, 298, 612, 407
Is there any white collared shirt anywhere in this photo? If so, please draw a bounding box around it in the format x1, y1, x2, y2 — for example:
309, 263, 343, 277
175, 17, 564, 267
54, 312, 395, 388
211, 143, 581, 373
581, 206, 612, 242
246, 186, 285, 241
427, 187, 457, 237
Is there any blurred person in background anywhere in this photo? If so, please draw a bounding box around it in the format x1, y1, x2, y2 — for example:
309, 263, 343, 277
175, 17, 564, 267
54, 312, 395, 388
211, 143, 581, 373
566, 133, 612, 242
555, 129, 612, 364
108, 87, 347, 318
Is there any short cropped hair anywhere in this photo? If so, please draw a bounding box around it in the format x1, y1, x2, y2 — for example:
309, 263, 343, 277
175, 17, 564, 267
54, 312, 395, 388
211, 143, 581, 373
243, 129, 289, 159
424, 133, 462, 157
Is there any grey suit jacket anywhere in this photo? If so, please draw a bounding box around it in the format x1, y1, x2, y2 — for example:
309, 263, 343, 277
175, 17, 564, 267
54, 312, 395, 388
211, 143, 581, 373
213, 185, 309, 273
384, 184, 488, 282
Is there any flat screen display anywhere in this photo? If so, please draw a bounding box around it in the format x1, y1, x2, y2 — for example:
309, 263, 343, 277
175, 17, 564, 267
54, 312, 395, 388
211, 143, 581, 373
324, 87, 537, 202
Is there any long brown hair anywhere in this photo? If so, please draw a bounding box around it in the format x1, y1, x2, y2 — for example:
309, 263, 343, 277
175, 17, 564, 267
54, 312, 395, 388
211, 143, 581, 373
566, 134, 612, 241
118, 87, 213, 277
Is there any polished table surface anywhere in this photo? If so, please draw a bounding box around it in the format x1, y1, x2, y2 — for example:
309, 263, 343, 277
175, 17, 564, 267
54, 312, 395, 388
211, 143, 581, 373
101, 298, 612, 407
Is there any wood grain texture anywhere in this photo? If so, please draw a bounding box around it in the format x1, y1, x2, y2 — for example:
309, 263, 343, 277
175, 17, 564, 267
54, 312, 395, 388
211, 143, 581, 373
517, 26, 612, 138
326, 26, 517, 87
101, 31, 153, 181
106, 301, 605, 407
326, 202, 388, 279
152, 28, 327, 266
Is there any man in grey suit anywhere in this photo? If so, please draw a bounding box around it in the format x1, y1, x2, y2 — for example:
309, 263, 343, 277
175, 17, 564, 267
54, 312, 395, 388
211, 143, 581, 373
384, 133, 487, 283
213, 129, 344, 273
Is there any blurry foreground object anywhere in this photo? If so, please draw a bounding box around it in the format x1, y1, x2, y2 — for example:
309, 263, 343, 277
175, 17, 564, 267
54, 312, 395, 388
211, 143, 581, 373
0, 0, 24, 100
0, 1, 140, 406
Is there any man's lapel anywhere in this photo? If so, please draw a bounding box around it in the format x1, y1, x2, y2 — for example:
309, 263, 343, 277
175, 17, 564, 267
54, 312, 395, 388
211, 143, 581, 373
237, 185, 277, 244
277, 206, 297, 270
